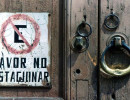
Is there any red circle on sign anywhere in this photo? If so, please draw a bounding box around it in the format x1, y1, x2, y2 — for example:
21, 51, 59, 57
0, 14, 41, 54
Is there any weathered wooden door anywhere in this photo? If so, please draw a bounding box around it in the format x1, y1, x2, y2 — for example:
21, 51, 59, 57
65, 0, 130, 100
100, 0, 130, 100
0, 0, 130, 100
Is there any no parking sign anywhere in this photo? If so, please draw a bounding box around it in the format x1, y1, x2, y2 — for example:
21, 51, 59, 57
0, 13, 50, 86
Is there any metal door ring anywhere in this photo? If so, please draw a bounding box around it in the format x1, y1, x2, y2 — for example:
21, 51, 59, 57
77, 22, 92, 37
104, 14, 120, 30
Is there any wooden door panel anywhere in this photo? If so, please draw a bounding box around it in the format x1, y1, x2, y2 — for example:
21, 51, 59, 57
100, 0, 130, 100
65, 0, 98, 99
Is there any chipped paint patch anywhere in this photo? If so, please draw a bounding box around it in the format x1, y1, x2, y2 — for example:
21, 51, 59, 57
87, 51, 96, 66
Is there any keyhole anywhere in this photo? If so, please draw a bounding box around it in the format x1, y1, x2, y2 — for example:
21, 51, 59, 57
76, 69, 81, 74
112, 93, 116, 100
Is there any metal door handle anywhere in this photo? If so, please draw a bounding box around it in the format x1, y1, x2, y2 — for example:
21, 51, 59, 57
101, 37, 130, 76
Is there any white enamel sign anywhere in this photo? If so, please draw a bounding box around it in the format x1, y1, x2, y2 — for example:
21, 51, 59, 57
0, 13, 50, 86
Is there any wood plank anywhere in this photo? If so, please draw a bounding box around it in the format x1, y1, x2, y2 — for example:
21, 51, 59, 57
100, 0, 130, 99
66, 0, 98, 99
76, 80, 88, 100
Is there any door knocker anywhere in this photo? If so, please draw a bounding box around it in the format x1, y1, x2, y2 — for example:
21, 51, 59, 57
104, 11, 120, 30
70, 21, 92, 53
100, 36, 130, 77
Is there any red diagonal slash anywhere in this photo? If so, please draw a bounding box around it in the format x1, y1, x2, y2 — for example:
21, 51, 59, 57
1, 14, 41, 54
10, 20, 31, 47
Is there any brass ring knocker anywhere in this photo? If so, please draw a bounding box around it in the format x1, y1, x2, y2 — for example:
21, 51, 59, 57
101, 37, 130, 77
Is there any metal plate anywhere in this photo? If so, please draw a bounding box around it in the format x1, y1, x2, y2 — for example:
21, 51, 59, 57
0, 13, 51, 87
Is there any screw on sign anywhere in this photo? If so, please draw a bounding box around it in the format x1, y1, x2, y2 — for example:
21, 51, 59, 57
0, 14, 41, 54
